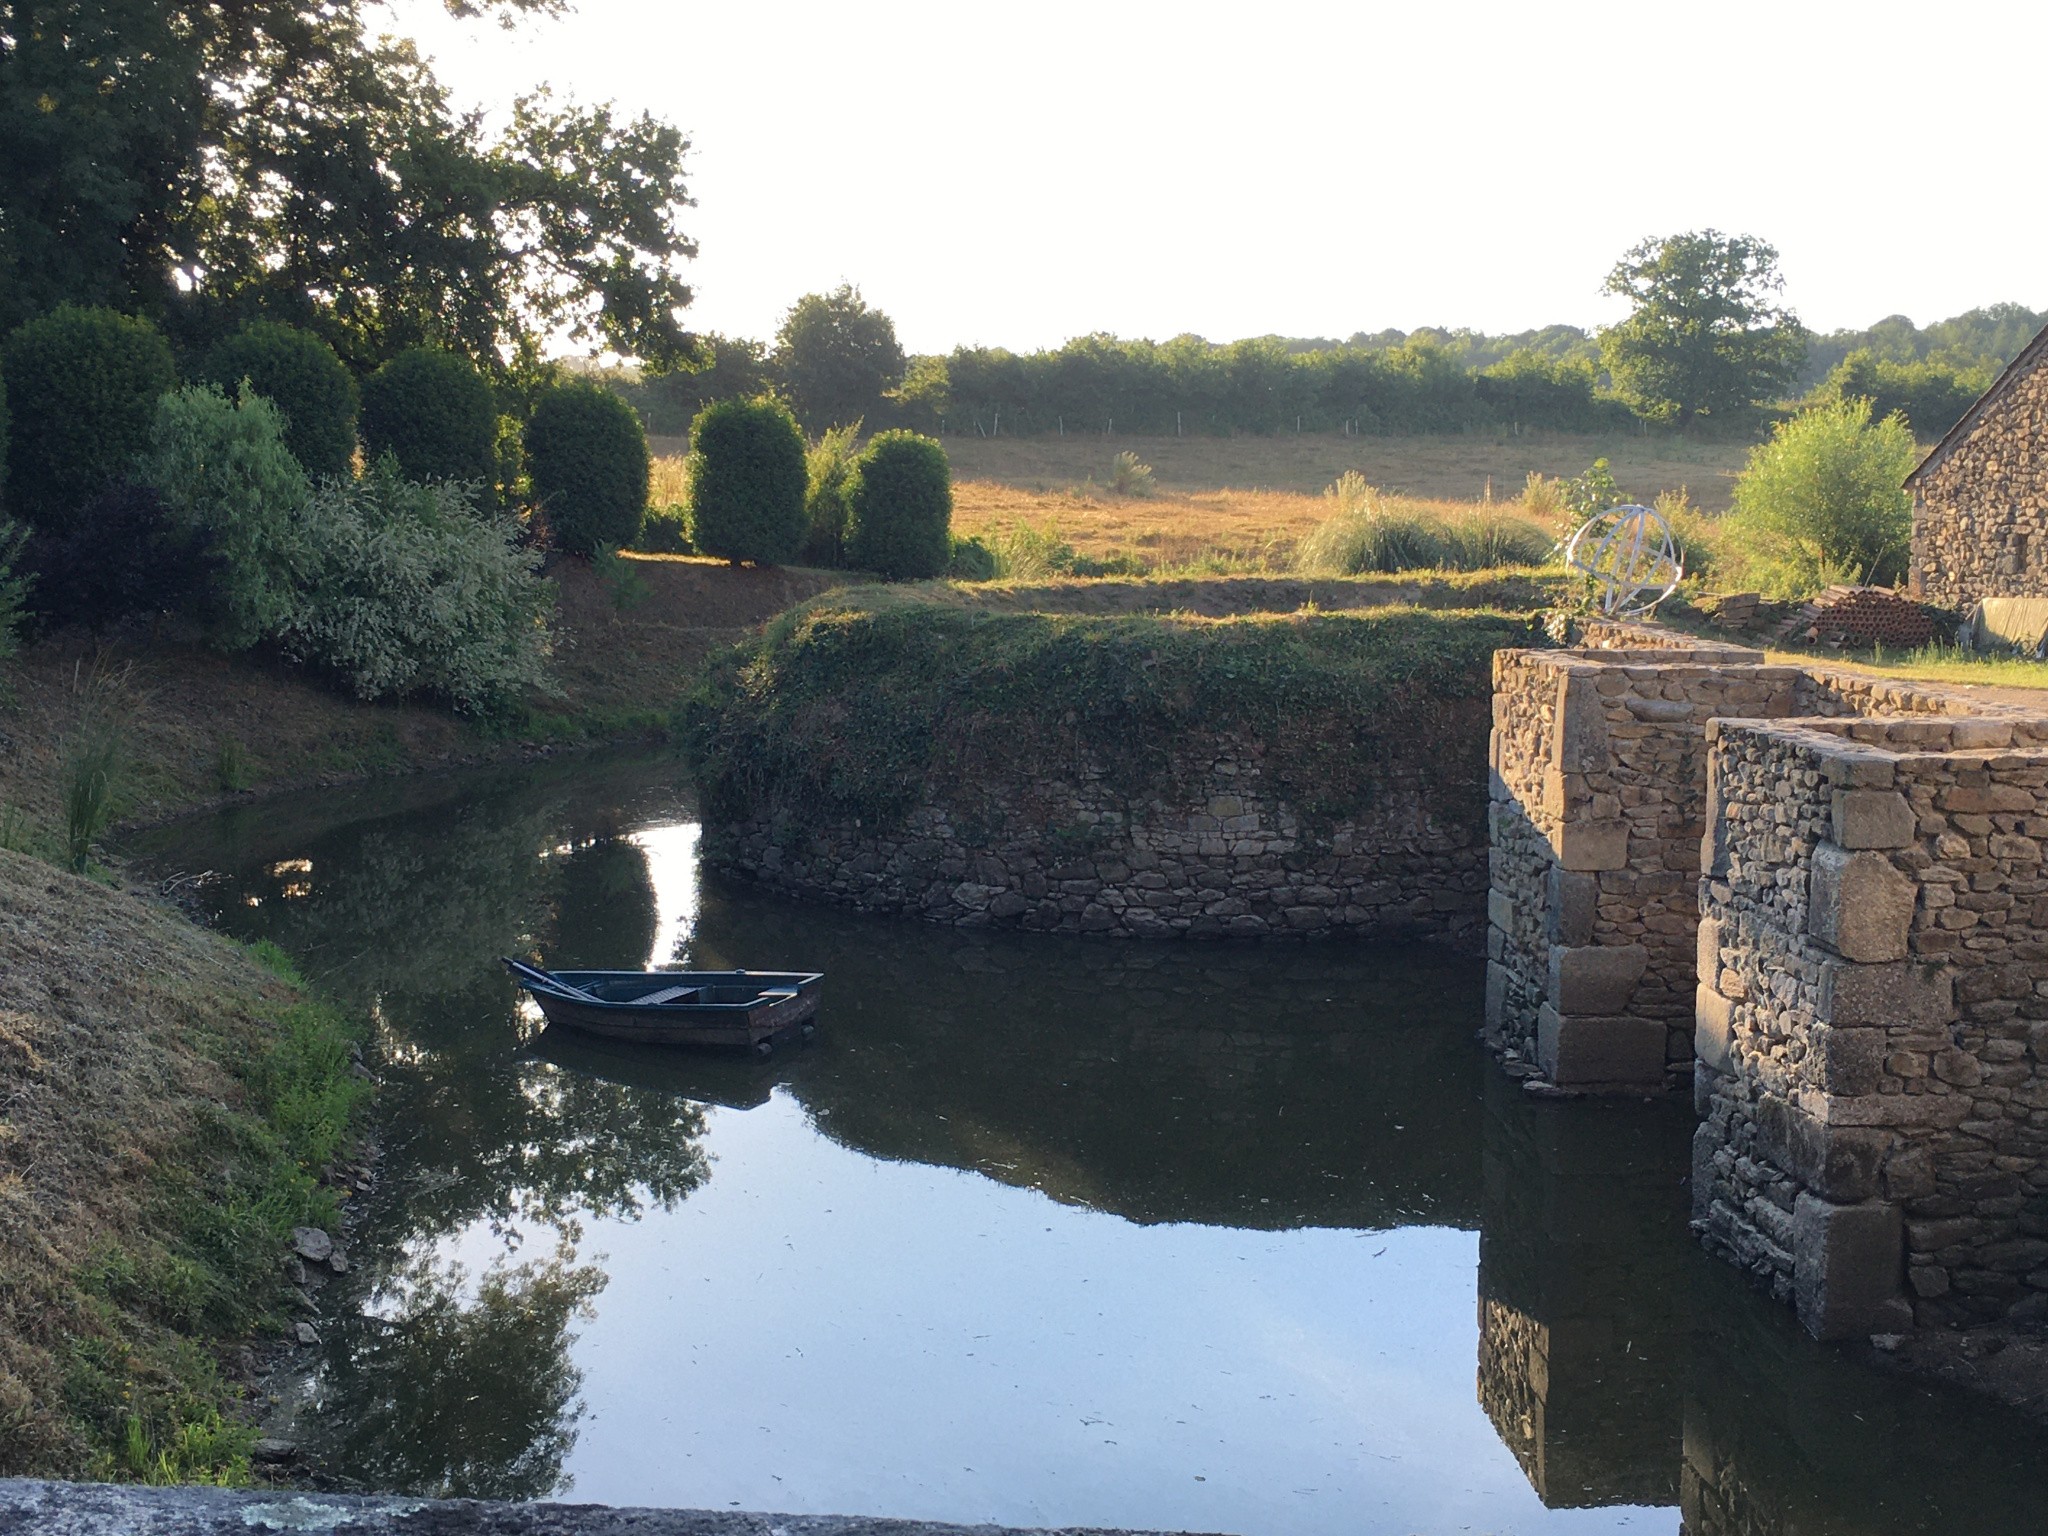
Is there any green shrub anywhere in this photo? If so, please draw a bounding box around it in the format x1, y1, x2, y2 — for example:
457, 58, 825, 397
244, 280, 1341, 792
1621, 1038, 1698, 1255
1723, 397, 1919, 596
143, 385, 311, 649
845, 430, 953, 580
277, 462, 553, 711
1108, 450, 1155, 497
0, 517, 28, 662
0, 353, 9, 508
359, 348, 498, 489
201, 322, 358, 478
632, 503, 692, 554
946, 534, 997, 580
2, 306, 177, 529
525, 380, 650, 555
1819, 349, 1987, 439
801, 422, 861, 566
23, 483, 220, 636
686, 397, 808, 565
1294, 474, 1550, 575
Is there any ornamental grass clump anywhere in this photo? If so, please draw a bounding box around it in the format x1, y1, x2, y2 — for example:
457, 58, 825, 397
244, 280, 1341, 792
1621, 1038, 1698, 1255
687, 397, 808, 565
277, 463, 553, 712
1295, 472, 1550, 575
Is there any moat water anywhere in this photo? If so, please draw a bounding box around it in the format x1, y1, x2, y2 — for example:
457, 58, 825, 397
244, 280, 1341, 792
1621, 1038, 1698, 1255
130, 752, 2048, 1535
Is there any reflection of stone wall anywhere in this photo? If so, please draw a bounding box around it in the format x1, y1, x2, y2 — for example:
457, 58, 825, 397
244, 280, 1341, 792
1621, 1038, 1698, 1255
708, 727, 1490, 944
1697, 715, 2048, 1338
1476, 1081, 1686, 1508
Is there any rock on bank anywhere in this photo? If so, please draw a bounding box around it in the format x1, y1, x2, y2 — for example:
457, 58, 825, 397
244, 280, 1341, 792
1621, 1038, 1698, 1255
683, 590, 1537, 947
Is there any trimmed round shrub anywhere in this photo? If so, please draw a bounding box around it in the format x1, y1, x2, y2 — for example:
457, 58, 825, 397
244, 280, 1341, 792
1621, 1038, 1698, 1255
846, 430, 953, 579
359, 347, 498, 487
202, 321, 358, 478
526, 379, 650, 554
3, 305, 177, 529
686, 397, 808, 565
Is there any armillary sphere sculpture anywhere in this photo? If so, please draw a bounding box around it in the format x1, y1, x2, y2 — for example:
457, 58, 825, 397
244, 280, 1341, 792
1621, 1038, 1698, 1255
1563, 504, 1684, 617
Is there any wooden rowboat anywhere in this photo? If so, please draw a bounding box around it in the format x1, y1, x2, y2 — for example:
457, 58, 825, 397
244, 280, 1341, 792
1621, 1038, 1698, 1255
503, 958, 823, 1055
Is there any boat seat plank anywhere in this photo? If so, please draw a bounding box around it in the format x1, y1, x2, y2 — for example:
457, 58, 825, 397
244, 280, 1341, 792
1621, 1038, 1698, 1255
639, 985, 700, 1006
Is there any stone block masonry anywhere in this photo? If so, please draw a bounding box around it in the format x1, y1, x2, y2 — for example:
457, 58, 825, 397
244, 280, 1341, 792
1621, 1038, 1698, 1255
1696, 714, 2048, 1339
710, 728, 1488, 944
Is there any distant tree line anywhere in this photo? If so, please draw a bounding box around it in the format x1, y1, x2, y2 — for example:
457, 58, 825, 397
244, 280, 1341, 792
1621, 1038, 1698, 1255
609, 245, 2042, 446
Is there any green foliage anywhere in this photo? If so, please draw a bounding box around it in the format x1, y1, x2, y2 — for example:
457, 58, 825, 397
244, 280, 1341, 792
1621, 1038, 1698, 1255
1109, 450, 1155, 497
612, 334, 773, 436
0, 4, 694, 368
0, 518, 28, 662
631, 503, 691, 554
360, 349, 500, 489
1294, 475, 1552, 576
682, 593, 1536, 836
278, 463, 555, 711
144, 385, 312, 649
2, 306, 177, 528
801, 423, 862, 566
525, 380, 649, 555
686, 397, 808, 565
773, 285, 907, 433
201, 322, 358, 477
1562, 457, 1624, 520
1599, 230, 1806, 422
1817, 349, 1987, 438
1801, 303, 2046, 389
1723, 398, 1918, 596
845, 430, 953, 580
945, 534, 998, 580
60, 666, 132, 872
22, 483, 221, 636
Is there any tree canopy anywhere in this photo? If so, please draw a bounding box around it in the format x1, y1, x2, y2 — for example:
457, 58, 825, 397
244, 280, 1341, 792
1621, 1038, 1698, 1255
0, 1, 696, 369
771, 284, 906, 433
1599, 230, 1806, 423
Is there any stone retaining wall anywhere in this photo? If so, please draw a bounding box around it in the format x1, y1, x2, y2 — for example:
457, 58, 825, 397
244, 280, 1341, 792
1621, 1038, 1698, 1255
1696, 715, 2048, 1338
709, 727, 1489, 944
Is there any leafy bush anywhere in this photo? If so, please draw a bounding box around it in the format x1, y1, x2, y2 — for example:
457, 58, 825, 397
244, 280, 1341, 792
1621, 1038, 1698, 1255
801, 423, 861, 566
845, 430, 953, 580
359, 348, 498, 489
202, 321, 359, 478
1722, 398, 1918, 596
945, 535, 997, 580
525, 380, 650, 554
143, 385, 312, 649
277, 463, 553, 712
0, 518, 28, 662
22, 483, 219, 636
1818, 349, 1986, 439
2, 306, 177, 529
632, 503, 692, 554
1562, 457, 1624, 520
686, 397, 808, 565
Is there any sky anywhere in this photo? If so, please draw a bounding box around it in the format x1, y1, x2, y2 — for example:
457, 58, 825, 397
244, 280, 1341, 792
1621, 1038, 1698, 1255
386, 0, 2048, 356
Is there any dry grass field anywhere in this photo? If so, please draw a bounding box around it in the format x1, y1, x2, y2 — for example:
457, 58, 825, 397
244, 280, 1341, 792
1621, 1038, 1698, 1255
648, 429, 1749, 572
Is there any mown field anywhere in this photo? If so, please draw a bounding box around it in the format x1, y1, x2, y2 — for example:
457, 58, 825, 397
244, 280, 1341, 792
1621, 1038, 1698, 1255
646, 430, 1750, 573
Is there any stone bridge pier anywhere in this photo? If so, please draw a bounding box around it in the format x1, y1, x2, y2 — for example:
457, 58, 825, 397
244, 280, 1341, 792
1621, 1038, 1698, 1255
1487, 622, 2048, 1340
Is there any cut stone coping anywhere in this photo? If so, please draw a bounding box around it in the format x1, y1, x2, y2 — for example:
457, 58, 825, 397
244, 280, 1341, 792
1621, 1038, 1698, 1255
0, 1481, 1219, 1536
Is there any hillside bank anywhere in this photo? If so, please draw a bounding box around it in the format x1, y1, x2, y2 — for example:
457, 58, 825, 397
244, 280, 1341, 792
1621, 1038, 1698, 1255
683, 576, 1551, 945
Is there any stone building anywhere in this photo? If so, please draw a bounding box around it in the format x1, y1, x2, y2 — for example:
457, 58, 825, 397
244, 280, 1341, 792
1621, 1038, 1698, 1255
1908, 319, 2048, 610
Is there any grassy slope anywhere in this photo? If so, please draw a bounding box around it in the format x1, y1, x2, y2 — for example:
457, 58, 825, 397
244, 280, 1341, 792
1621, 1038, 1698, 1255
0, 556, 844, 839
0, 851, 364, 1480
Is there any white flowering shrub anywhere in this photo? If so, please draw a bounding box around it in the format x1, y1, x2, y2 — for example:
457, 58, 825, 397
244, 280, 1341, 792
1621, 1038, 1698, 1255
280, 462, 554, 712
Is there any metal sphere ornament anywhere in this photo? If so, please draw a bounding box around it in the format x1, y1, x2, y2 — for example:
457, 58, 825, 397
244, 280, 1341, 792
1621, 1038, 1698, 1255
1563, 504, 1684, 617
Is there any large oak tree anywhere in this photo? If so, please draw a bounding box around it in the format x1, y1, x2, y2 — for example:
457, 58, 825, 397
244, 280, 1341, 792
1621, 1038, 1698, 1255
0, 0, 695, 368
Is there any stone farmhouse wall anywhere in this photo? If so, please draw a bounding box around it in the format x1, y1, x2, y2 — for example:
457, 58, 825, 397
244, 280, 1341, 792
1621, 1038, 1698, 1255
708, 727, 1489, 944
1908, 331, 2048, 611
1697, 715, 2048, 1338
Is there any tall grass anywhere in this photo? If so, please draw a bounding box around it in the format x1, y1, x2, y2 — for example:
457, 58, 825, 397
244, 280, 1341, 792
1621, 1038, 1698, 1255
1294, 474, 1553, 576
61, 661, 135, 872
1108, 451, 1156, 498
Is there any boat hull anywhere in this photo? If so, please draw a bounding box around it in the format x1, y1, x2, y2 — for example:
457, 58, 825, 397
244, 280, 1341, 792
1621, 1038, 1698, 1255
512, 967, 824, 1052
529, 985, 819, 1048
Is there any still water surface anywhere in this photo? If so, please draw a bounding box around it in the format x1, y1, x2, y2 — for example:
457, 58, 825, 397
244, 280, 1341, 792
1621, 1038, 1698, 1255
131, 753, 2048, 1535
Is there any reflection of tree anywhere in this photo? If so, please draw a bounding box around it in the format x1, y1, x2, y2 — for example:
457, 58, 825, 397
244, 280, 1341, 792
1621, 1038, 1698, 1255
544, 832, 659, 972
309, 1242, 606, 1500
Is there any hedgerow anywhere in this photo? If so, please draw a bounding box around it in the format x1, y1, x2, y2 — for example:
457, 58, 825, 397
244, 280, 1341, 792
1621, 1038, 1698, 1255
682, 591, 1537, 833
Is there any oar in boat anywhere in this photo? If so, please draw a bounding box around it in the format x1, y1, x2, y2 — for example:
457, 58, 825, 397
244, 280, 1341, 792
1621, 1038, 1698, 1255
501, 957, 603, 1002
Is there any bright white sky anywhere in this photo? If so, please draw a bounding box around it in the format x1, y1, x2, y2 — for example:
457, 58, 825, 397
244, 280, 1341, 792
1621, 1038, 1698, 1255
387, 0, 2047, 356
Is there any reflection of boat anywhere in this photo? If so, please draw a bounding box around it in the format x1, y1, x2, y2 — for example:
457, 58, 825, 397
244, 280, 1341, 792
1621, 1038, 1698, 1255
503, 959, 822, 1054
526, 1025, 780, 1111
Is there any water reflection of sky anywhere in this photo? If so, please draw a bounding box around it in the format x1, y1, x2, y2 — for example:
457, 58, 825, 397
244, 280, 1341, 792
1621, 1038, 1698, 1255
125, 753, 2048, 1536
